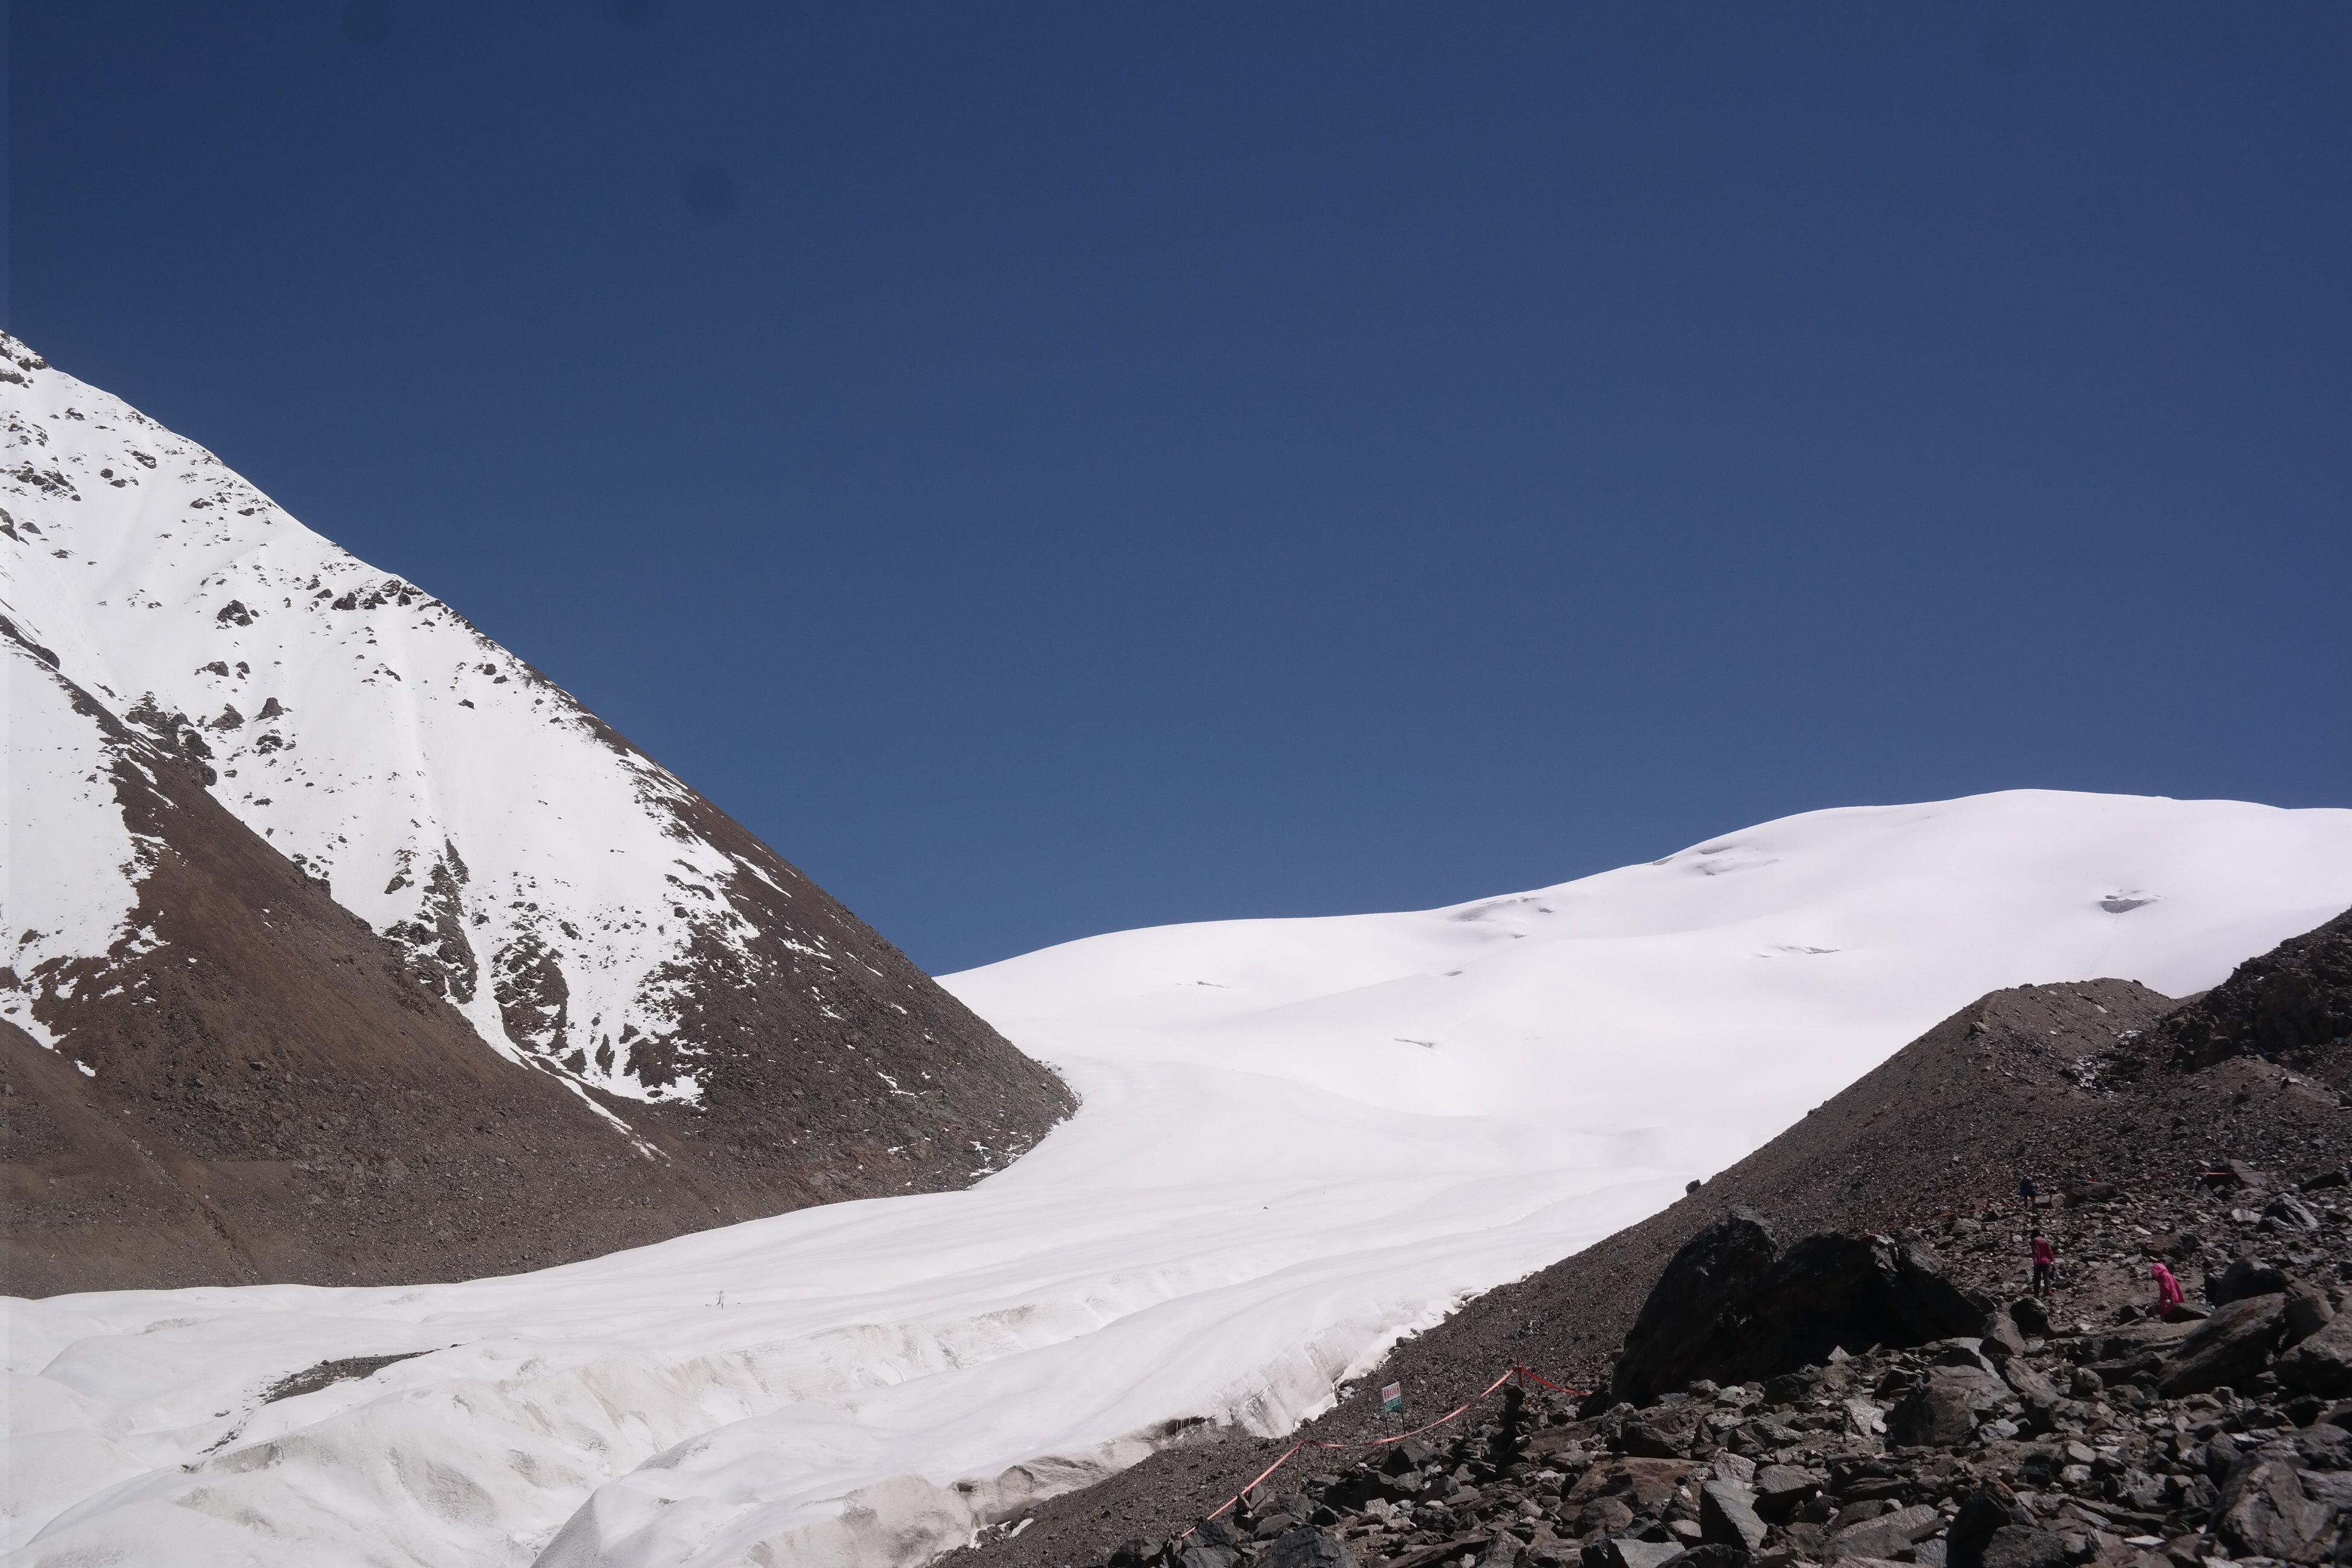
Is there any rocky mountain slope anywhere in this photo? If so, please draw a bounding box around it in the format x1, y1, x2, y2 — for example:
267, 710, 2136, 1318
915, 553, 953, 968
955, 910, 2352, 1568
1, 333, 1073, 1294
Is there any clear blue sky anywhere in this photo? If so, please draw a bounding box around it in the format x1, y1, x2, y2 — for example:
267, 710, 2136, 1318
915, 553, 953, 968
16, 4, 2351, 974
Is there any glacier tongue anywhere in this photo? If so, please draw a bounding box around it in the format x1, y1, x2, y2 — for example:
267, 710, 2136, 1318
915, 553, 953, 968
8, 788, 2350, 1568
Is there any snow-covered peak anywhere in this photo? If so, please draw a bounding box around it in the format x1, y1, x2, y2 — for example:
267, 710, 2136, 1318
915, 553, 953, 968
6, 334, 862, 1103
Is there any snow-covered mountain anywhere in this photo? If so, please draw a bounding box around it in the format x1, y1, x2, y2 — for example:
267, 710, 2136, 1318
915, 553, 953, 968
1, 333, 1073, 1292
9, 789, 2349, 1568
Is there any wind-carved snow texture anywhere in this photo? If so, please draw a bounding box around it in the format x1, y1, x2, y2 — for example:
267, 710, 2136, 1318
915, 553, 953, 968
0, 333, 851, 1109
9, 789, 2352, 1568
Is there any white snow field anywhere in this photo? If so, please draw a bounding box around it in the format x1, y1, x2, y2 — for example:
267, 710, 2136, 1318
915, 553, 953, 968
10, 791, 2352, 1568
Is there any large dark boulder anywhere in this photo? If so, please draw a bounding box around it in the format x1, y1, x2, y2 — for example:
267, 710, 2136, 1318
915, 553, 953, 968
2155, 1293, 2289, 1397
2277, 1313, 2352, 1397
2209, 1256, 2293, 1305
1887, 1364, 2016, 1446
1945, 1485, 2031, 1568
1612, 1215, 1988, 1405
1698, 1480, 1767, 1552
1261, 1527, 1357, 1568
1977, 1526, 2069, 1568
2213, 1458, 2336, 1563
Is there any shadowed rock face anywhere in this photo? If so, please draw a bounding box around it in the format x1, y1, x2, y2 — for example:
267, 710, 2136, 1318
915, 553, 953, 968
1612, 1213, 1989, 1405
2, 633, 1073, 1297
2166, 908, 2352, 1072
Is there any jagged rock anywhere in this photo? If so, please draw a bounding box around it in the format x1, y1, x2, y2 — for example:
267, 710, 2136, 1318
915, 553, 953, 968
2209, 1257, 2293, 1305
1976, 1526, 2069, 1568
1945, 1485, 2031, 1568
1656, 1546, 1750, 1568
2264, 1195, 2322, 1232
2212, 1459, 2334, 1563
1261, 1527, 1357, 1568
2010, 1298, 2053, 1339
1826, 1503, 1943, 1560
2156, 1293, 2288, 1397
2283, 1281, 2334, 1346
2276, 1313, 2352, 1397
1753, 1465, 1821, 1523
1888, 1364, 2014, 1445
1998, 1356, 2060, 1409
1175, 1546, 1240, 1568
1569, 1459, 1697, 1512
1710, 1454, 1757, 1487
1613, 1217, 1988, 1404
1925, 1339, 2000, 1373
1699, 1480, 1768, 1552
1380, 1440, 1437, 1476
1110, 1538, 1157, 1568
1621, 1421, 1688, 1459
1585, 1538, 1684, 1568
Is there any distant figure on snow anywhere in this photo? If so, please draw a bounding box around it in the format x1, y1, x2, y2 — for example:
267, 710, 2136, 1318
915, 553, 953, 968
2031, 1229, 2056, 1297
2151, 1259, 2186, 1319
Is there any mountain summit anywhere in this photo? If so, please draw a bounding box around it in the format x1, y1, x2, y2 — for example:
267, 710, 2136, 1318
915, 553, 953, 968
1, 333, 1074, 1294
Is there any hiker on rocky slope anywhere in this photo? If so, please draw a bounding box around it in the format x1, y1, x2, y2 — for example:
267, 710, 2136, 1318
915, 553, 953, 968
2151, 1257, 2186, 1318
2030, 1227, 2056, 1296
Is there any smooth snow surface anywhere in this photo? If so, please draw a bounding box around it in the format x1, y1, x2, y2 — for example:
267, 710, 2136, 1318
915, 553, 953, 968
0, 339, 852, 1105
11, 791, 2352, 1568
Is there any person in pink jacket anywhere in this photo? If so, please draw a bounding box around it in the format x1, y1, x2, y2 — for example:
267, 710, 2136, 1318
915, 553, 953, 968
2152, 1260, 2186, 1319
2031, 1230, 2056, 1297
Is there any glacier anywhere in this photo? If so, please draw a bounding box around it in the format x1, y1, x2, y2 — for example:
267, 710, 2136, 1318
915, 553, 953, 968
8, 786, 2351, 1567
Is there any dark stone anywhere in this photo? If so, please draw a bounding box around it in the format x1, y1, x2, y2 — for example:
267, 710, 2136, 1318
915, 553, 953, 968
2212, 1459, 2333, 1563
1976, 1526, 2069, 1568
2263, 1195, 2322, 1232
1753, 1465, 1821, 1523
2284, 1281, 2335, 1347
1175, 1546, 1240, 1568
1586, 1539, 1685, 1568
1381, 1440, 1437, 1476
1945, 1485, 2031, 1568
1658, 1546, 1751, 1568
1826, 1503, 1942, 1560
2156, 1293, 2289, 1397
1109, 1538, 1158, 1568
1699, 1480, 1768, 1552
2009, 1298, 2053, 1339
1999, 1357, 2060, 1410
2276, 1313, 2352, 1397
1887, 1365, 2013, 1446
1261, 1528, 1359, 1568
1621, 1423, 1688, 1459
2209, 1257, 2293, 1305
1613, 1217, 1988, 1405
